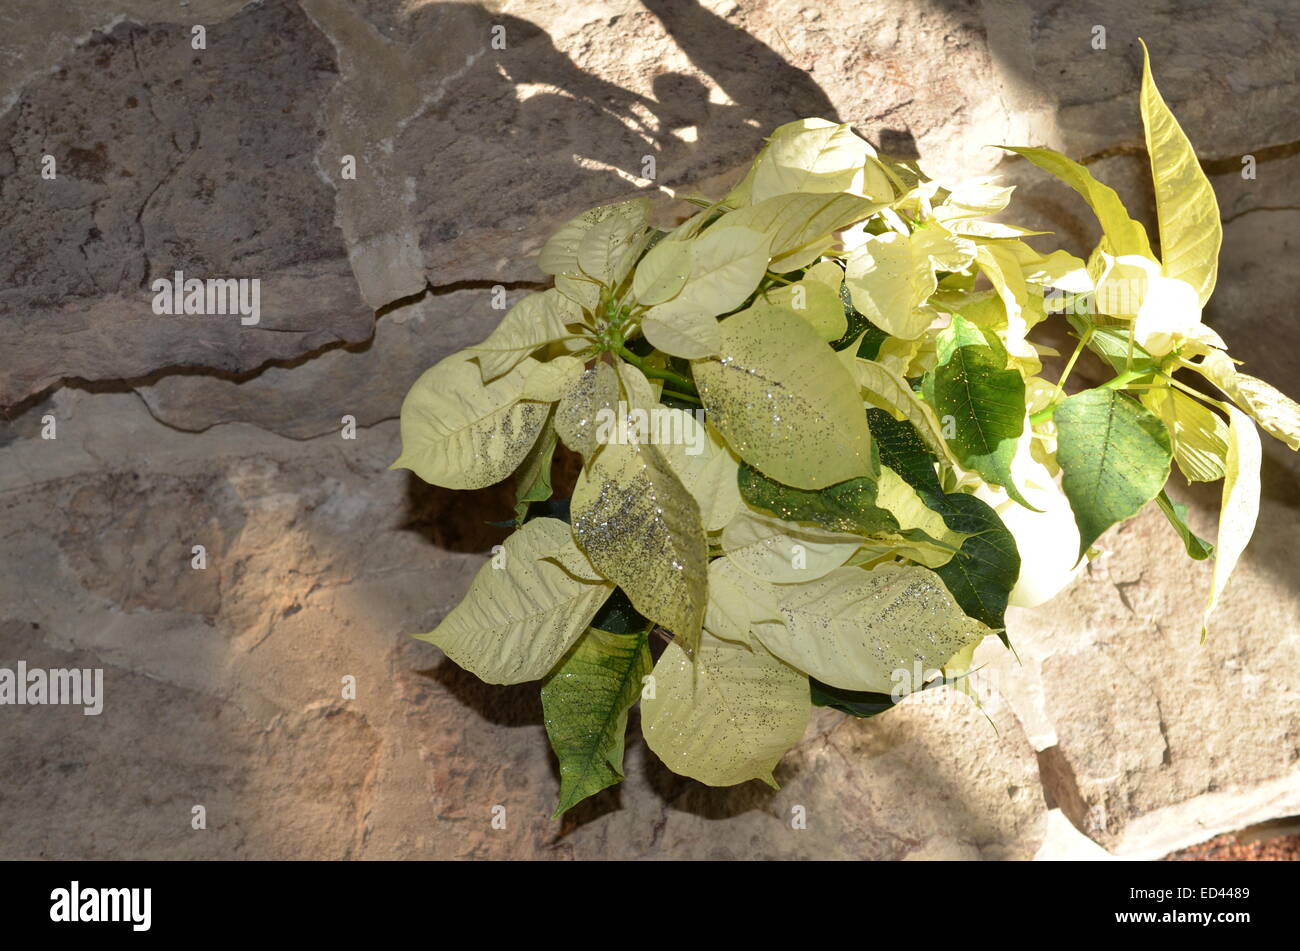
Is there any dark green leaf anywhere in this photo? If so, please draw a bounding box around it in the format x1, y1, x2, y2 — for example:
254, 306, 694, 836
922, 314, 1034, 509
541, 625, 652, 818
926, 493, 1021, 633
590, 586, 650, 635
809, 679, 897, 718
1055, 389, 1173, 560
514, 422, 557, 522
868, 410, 1020, 633
868, 407, 944, 495
831, 282, 888, 355
810, 671, 961, 719
737, 460, 898, 537
1154, 489, 1214, 560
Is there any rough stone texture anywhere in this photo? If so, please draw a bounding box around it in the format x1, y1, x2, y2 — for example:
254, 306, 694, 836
0, 391, 1045, 859
0, 0, 371, 408
973, 475, 1300, 858
135, 287, 509, 438
1, 0, 1298, 859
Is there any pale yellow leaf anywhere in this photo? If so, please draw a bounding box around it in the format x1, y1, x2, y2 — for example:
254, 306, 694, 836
641, 627, 809, 787
394, 350, 547, 490
614, 359, 660, 410
873, 335, 923, 378
974, 242, 1040, 360
752, 118, 875, 203
640, 302, 722, 359
673, 224, 771, 316
844, 231, 929, 337
693, 300, 874, 489
1203, 406, 1261, 637
716, 192, 878, 264
934, 180, 1015, 220
1197, 349, 1300, 451
1140, 40, 1222, 307
769, 237, 837, 274
632, 237, 693, 305
751, 563, 989, 693
571, 424, 708, 646
554, 362, 619, 461
974, 243, 1027, 328
704, 558, 780, 645
804, 259, 845, 289
554, 273, 602, 314
656, 410, 742, 532
761, 276, 845, 342
538, 197, 650, 276
844, 230, 966, 340
721, 509, 862, 583
1140, 387, 1228, 482
416, 517, 613, 684
913, 225, 977, 273
521, 355, 585, 402
578, 212, 649, 285
1003, 242, 1093, 292
945, 220, 1046, 239
472, 289, 582, 381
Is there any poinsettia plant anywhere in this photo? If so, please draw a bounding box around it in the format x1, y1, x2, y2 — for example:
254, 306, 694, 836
394, 42, 1300, 817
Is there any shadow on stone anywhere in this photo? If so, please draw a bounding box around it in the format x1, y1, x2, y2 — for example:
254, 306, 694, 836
419, 658, 543, 729
399, 471, 514, 555
635, 718, 779, 821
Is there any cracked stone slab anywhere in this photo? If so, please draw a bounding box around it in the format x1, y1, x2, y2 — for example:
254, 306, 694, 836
973, 479, 1300, 858
7, 0, 1296, 412
980, 0, 1300, 157
0, 0, 371, 409
302, 0, 1011, 296
134, 286, 509, 438
0, 1, 251, 114
2, 0, 1298, 861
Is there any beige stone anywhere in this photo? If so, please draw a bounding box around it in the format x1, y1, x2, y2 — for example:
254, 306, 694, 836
1, 0, 1297, 860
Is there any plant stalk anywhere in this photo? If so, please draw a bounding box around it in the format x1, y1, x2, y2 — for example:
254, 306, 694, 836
1030, 367, 1148, 425
615, 346, 698, 396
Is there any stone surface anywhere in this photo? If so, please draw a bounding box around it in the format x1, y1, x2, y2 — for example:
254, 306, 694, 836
1, 0, 1298, 860
0, 391, 1046, 859
0, 0, 371, 408
972, 475, 1300, 858
135, 287, 509, 438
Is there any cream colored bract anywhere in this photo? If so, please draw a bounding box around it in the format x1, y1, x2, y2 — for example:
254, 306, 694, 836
392, 44, 1300, 815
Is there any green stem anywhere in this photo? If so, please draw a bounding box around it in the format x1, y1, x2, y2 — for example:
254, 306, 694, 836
1030, 367, 1147, 425
1098, 368, 1148, 391
1052, 328, 1094, 402
660, 388, 702, 405
615, 346, 698, 396
1165, 375, 1233, 413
